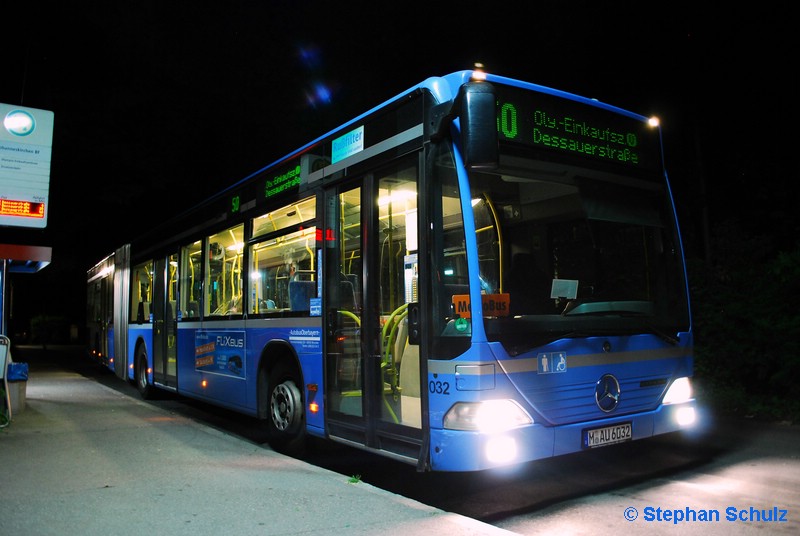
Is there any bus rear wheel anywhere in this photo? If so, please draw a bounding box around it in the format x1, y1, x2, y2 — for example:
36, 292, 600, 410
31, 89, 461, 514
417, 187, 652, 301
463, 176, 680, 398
267, 363, 306, 455
136, 344, 154, 400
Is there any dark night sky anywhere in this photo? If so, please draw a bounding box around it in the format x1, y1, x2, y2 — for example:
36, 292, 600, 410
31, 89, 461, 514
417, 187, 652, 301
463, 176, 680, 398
0, 2, 794, 328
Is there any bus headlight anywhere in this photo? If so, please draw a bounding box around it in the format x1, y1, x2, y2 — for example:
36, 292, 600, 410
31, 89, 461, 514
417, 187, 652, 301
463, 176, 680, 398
662, 377, 692, 405
662, 377, 696, 426
443, 400, 533, 432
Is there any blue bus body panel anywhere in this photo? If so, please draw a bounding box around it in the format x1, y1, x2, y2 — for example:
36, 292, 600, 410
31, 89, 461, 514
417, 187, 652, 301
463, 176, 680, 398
164, 322, 326, 434
178, 324, 249, 409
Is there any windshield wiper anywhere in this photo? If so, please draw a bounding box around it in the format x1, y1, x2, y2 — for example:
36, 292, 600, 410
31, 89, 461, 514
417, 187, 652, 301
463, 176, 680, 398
639, 320, 679, 346
617, 313, 680, 346
563, 306, 679, 346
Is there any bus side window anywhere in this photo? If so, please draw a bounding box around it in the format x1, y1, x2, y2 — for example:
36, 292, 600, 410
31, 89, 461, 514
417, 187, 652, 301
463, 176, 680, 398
179, 241, 202, 321
131, 260, 153, 324
206, 225, 244, 316
250, 196, 318, 315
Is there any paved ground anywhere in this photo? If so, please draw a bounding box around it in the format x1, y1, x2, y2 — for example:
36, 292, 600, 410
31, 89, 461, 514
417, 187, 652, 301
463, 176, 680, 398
0, 345, 514, 536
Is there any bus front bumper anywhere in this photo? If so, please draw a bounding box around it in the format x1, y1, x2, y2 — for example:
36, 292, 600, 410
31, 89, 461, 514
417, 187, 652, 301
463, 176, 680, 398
428, 400, 697, 472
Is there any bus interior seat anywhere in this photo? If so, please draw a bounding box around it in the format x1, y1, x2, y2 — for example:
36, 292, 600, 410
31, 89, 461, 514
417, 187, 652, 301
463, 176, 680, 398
385, 314, 420, 400
339, 279, 356, 311
344, 273, 360, 303
289, 280, 316, 311
137, 302, 152, 323
187, 301, 199, 318
397, 320, 420, 398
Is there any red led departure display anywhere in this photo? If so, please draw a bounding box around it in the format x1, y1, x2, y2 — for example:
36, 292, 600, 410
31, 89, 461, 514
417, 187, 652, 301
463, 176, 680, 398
0, 198, 45, 218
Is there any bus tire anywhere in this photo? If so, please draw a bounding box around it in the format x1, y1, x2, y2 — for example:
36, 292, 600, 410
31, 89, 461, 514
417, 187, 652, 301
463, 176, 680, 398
135, 344, 154, 400
267, 362, 306, 455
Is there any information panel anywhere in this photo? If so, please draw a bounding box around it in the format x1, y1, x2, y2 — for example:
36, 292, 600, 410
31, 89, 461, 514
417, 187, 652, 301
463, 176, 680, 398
0, 103, 54, 229
495, 84, 661, 174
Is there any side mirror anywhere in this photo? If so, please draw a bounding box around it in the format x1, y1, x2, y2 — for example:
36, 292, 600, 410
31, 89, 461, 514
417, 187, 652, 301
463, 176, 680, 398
459, 82, 498, 169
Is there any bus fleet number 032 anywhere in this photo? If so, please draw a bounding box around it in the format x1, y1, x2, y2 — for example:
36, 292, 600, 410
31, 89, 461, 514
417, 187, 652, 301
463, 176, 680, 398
429, 380, 450, 395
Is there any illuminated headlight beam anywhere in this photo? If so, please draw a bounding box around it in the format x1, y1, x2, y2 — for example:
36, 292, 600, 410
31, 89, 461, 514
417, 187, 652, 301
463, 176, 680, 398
662, 377, 696, 427
443, 399, 532, 432
662, 377, 692, 405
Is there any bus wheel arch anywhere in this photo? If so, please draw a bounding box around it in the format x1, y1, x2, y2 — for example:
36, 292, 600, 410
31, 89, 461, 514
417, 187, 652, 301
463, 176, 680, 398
258, 341, 306, 455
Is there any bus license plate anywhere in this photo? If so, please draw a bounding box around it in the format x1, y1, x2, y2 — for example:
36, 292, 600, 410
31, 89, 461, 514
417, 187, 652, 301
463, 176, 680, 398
584, 422, 632, 448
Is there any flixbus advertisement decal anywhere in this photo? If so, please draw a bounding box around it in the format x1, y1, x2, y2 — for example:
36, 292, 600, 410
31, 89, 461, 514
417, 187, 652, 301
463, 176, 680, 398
195, 330, 246, 378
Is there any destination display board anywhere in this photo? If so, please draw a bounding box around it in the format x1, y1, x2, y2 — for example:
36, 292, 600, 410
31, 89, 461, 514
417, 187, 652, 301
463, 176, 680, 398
494, 84, 662, 174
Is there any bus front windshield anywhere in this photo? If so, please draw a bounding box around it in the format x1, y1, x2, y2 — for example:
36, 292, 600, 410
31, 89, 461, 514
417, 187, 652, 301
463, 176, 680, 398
470, 156, 690, 355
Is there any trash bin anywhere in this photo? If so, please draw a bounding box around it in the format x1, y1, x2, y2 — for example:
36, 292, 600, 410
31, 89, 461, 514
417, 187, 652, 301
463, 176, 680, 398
7, 362, 28, 414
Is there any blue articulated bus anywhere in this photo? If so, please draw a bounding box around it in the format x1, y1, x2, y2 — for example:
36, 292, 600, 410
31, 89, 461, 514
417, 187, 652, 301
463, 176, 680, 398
87, 70, 696, 472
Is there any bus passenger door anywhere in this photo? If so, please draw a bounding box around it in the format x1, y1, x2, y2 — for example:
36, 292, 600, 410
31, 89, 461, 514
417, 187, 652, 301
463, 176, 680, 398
325, 156, 423, 462
325, 185, 364, 430
87, 264, 114, 370
152, 253, 178, 388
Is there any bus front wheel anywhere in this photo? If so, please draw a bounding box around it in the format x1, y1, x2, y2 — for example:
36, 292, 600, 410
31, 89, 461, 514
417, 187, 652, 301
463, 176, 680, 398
267, 363, 306, 455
